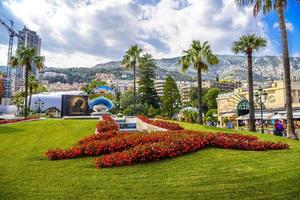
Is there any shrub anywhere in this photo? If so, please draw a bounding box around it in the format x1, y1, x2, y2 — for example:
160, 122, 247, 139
95, 115, 119, 134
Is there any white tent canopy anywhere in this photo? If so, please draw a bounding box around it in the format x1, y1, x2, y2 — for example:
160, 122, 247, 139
237, 112, 274, 120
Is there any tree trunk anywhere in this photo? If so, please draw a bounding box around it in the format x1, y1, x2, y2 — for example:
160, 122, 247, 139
247, 53, 256, 132
197, 65, 203, 125
28, 86, 32, 111
24, 66, 29, 119
133, 61, 136, 115
277, 6, 298, 139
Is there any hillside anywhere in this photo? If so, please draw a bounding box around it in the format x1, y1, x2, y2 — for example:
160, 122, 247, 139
42, 55, 300, 83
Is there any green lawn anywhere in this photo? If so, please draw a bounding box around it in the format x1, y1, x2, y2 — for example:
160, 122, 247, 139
1, 119, 300, 199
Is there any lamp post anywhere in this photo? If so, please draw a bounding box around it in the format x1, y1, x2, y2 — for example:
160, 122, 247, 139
255, 86, 268, 133
34, 98, 44, 118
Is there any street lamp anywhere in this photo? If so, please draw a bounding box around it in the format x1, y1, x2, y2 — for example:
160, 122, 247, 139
34, 98, 44, 118
255, 86, 268, 133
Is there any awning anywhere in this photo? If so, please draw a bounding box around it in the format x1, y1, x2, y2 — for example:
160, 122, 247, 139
221, 113, 237, 118
271, 114, 286, 120
237, 113, 273, 120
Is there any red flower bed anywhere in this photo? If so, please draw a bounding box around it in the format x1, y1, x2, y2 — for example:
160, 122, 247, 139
137, 115, 183, 130
95, 115, 119, 134
95, 134, 209, 168
211, 133, 289, 151
0, 116, 39, 125
45, 116, 289, 167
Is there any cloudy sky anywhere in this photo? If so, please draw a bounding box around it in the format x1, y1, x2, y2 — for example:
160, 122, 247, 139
0, 0, 299, 68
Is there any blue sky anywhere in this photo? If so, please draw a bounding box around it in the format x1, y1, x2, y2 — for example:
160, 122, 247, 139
0, 0, 299, 67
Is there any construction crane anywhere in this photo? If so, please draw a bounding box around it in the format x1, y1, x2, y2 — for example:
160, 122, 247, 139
0, 18, 23, 77
0, 18, 23, 103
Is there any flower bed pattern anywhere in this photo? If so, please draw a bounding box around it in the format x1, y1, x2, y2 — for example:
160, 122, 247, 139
0, 116, 39, 125
137, 115, 183, 130
95, 115, 120, 134
45, 117, 289, 168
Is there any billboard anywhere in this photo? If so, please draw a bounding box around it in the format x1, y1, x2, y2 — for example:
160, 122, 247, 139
61, 95, 90, 117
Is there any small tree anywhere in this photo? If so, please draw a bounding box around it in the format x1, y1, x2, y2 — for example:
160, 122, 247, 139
10, 46, 45, 118
204, 88, 220, 110
162, 76, 181, 118
121, 45, 143, 115
205, 109, 218, 123
232, 34, 267, 132
181, 40, 218, 124
120, 90, 134, 110
28, 75, 39, 110
138, 54, 160, 108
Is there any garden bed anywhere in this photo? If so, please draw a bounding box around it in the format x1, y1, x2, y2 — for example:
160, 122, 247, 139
45, 116, 289, 168
0, 116, 39, 125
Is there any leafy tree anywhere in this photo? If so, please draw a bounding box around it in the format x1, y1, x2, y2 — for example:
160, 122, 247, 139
181, 40, 218, 124
11, 92, 24, 116
162, 76, 181, 118
28, 75, 39, 110
188, 86, 209, 109
235, 0, 299, 138
120, 90, 134, 110
232, 34, 267, 132
205, 109, 218, 123
123, 107, 133, 116
128, 103, 148, 115
10, 46, 45, 118
121, 45, 143, 115
138, 54, 160, 108
147, 106, 161, 118
203, 88, 220, 110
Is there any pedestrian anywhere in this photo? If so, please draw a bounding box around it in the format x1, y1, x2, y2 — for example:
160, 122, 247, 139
273, 119, 284, 136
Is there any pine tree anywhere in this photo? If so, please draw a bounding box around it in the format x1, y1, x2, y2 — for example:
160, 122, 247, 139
138, 54, 160, 108
162, 76, 181, 118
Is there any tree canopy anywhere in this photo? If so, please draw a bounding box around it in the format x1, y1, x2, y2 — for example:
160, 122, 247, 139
162, 76, 181, 118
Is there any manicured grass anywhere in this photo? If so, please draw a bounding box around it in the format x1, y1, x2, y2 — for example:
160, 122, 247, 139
1, 119, 300, 199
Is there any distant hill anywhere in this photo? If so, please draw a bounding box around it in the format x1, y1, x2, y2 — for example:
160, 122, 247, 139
42, 55, 300, 83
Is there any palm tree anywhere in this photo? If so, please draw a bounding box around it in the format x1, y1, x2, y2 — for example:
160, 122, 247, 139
10, 46, 45, 118
181, 40, 219, 124
28, 75, 39, 110
235, 0, 299, 139
232, 34, 267, 132
121, 45, 143, 115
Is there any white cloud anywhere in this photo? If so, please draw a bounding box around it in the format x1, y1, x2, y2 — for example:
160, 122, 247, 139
1, 0, 275, 67
273, 22, 294, 32
0, 44, 11, 66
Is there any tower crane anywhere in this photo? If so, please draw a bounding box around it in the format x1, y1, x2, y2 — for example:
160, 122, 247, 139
0, 18, 23, 78
0, 18, 23, 102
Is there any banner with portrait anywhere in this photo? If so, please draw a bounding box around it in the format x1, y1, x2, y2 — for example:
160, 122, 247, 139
61, 95, 90, 117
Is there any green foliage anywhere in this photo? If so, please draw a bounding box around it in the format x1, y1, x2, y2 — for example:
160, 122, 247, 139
128, 104, 148, 115
162, 76, 181, 118
11, 92, 24, 115
120, 90, 134, 109
138, 54, 160, 108
121, 45, 143, 69
123, 107, 133, 116
223, 117, 230, 124
10, 46, 45, 118
180, 40, 218, 124
205, 109, 218, 122
232, 34, 267, 55
178, 109, 198, 123
147, 106, 161, 118
203, 88, 220, 109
